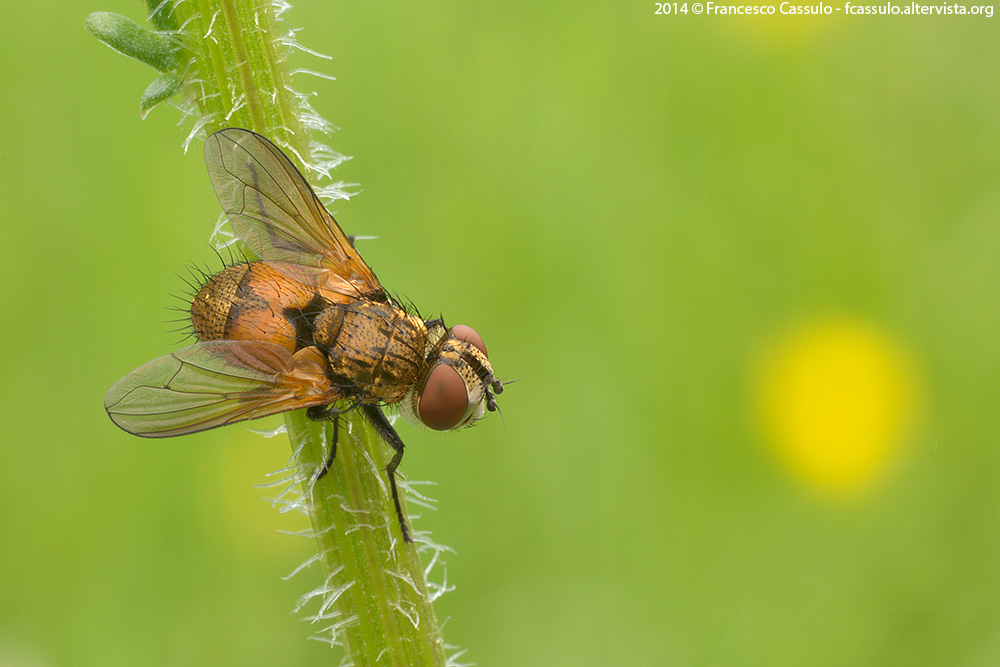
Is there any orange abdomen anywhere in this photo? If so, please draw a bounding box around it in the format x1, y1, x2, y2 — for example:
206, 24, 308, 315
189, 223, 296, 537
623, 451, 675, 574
191, 262, 320, 353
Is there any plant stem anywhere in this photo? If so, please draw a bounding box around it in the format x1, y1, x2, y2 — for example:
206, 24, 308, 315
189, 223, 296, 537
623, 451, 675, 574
285, 413, 447, 664
94, 1, 450, 663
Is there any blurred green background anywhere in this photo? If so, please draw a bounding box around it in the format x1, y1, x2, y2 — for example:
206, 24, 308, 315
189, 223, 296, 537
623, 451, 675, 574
2, 1, 999, 665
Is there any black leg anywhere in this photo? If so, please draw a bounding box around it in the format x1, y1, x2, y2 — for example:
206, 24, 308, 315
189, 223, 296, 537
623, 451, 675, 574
307, 404, 344, 481
360, 404, 412, 543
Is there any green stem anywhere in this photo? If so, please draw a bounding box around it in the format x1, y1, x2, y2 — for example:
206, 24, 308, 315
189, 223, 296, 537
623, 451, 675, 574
90, 1, 449, 664
175, 0, 307, 154
284, 412, 447, 664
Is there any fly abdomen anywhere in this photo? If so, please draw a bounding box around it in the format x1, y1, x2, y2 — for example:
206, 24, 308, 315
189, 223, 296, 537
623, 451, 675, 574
191, 264, 249, 341
190, 262, 317, 353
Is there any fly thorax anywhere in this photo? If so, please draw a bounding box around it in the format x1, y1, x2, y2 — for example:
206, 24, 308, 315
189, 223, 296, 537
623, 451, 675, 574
314, 302, 427, 404
312, 305, 347, 350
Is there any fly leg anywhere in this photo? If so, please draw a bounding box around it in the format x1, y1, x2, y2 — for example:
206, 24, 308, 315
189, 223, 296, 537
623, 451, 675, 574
360, 404, 412, 543
307, 403, 355, 481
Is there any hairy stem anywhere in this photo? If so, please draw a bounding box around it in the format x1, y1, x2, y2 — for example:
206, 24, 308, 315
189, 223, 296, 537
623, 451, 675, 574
90, 1, 449, 663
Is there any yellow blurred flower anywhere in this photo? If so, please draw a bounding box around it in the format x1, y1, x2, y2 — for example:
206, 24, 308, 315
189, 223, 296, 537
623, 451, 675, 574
711, 2, 842, 47
753, 316, 925, 500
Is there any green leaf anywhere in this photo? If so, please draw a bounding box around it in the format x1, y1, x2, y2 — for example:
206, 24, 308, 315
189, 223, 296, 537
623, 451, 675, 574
145, 0, 179, 33
140, 74, 183, 118
85, 11, 178, 73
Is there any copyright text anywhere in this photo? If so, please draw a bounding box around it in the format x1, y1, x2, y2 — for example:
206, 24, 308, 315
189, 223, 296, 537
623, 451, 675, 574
653, 2, 994, 16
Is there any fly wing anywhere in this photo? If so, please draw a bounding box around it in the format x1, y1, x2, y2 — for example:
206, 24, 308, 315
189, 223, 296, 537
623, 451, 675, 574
204, 128, 383, 301
105, 341, 341, 438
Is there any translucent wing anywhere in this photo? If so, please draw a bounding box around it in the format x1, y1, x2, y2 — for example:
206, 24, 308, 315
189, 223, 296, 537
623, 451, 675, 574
105, 341, 341, 438
204, 128, 383, 300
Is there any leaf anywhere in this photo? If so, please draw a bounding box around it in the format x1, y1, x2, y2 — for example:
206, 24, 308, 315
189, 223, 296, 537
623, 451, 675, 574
140, 74, 183, 118
144, 0, 180, 33
85, 11, 179, 73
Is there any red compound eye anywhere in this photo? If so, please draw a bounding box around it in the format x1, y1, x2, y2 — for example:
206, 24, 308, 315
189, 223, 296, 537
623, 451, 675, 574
418, 364, 470, 430
451, 324, 487, 358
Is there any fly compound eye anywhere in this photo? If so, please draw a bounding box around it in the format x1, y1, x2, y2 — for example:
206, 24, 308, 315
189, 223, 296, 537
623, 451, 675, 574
451, 324, 487, 358
418, 363, 471, 430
